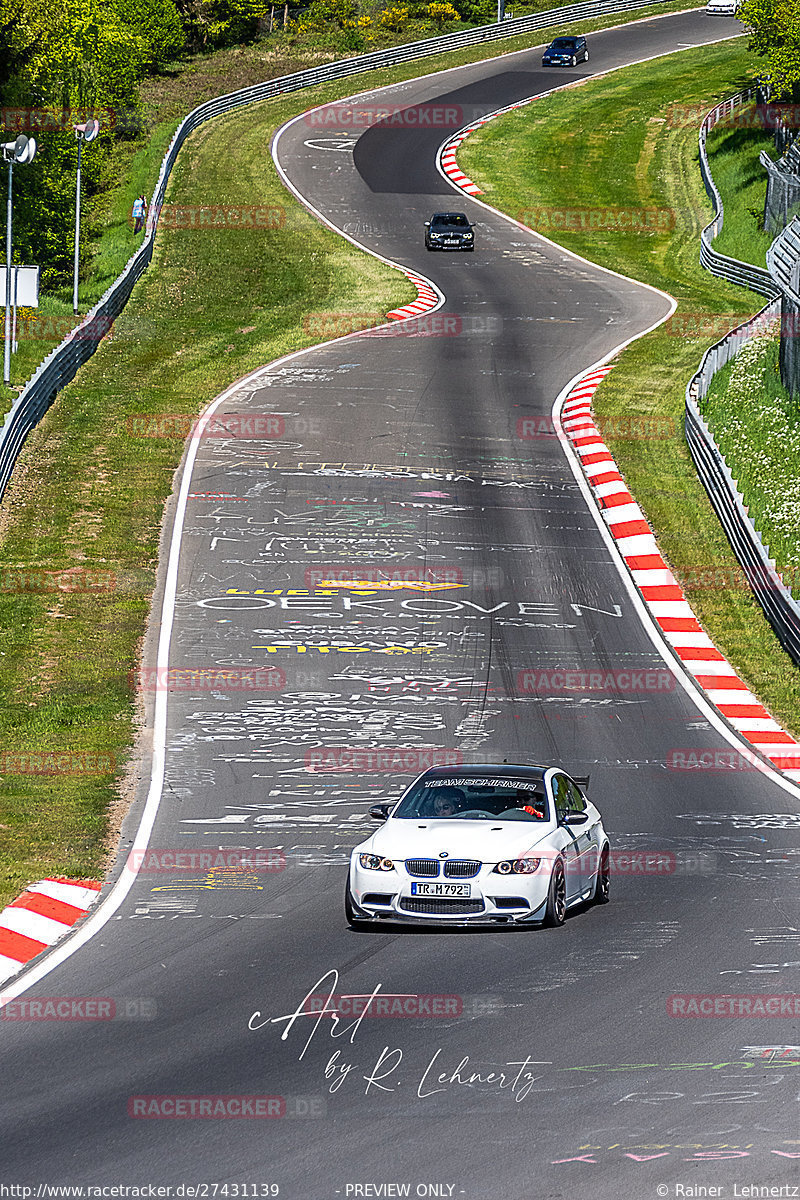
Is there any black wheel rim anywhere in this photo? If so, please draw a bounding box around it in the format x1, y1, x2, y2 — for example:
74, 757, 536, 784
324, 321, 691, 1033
600, 852, 610, 900
553, 866, 566, 922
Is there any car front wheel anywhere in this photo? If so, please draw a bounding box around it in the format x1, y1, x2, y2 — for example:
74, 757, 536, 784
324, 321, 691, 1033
584, 49, 589, 60
542, 860, 567, 926
592, 846, 610, 905
570, 55, 576, 65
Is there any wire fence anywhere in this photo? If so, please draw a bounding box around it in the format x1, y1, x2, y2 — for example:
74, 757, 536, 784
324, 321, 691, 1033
761, 139, 800, 234
766, 213, 800, 399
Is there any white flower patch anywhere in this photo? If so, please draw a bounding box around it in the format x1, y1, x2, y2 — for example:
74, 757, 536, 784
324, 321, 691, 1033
705, 329, 800, 579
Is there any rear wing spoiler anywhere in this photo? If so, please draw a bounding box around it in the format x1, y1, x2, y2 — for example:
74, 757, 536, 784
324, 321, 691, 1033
573, 775, 590, 791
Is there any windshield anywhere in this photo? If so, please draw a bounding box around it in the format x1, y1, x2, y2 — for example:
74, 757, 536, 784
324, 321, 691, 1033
551, 38, 577, 48
432, 214, 469, 227
393, 776, 550, 821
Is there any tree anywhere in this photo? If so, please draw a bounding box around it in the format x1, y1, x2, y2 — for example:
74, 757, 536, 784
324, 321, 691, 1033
175, 0, 269, 48
738, 0, 800, 99
0, 0, 44, 107
2, 0, 145, 287
114, 0, 185, 70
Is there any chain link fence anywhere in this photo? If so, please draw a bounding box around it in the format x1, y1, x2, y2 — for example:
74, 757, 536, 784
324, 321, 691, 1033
765, 213, 800, 398
761, 140, 800, 235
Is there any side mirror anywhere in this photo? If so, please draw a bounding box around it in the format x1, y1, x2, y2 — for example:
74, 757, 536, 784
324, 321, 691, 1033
369, 802, 392, 822
562, 812, 589, 826
424, 221, 430, 227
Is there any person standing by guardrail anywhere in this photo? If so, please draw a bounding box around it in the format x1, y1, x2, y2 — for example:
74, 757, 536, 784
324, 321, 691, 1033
132, 194, 147, 234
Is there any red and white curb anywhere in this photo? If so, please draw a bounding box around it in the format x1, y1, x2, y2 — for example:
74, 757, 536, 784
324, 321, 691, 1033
562, 368, 800, 783
0, 878, 102, 983
387, 270, 440, 320
440, 125, 486, 195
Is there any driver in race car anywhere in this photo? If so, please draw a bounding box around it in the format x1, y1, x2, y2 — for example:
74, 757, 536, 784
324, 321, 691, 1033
430, 787, 465, 817
517, 789, 546, 818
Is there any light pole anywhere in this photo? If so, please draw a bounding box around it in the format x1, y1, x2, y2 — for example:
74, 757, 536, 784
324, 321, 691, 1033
3, 134, 36, 387
72, 119, 99, 315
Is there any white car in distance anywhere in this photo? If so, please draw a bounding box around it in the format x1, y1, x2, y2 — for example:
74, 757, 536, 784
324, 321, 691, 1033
706, 0, 739, 13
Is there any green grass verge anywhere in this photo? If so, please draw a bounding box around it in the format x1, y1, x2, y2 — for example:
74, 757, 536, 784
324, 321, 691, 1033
458, 37, 800, 739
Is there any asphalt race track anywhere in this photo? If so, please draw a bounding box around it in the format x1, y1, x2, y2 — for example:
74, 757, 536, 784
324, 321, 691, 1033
3, 10, 800, 1199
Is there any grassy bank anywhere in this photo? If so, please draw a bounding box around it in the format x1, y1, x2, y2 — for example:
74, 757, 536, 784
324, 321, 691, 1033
458, 37, 800, 739
706, 102, 775, 267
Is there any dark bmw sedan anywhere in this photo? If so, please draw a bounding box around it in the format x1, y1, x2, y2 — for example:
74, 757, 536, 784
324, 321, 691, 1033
424, 212, 475, 251
542, 35, 589, 66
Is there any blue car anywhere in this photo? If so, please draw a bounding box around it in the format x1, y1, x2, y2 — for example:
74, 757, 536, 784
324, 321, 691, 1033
542, 35, 589, 66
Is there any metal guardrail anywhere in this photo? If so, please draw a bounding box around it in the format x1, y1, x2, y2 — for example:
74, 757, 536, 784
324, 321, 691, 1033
698, 89, 778, 298
686, 102, 800, 667
0, 0, 675, 502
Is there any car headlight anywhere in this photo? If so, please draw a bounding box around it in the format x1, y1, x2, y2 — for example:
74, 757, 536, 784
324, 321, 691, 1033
493, 858, 541, 875
359, 854, 395, 871
464, 232, 473, 239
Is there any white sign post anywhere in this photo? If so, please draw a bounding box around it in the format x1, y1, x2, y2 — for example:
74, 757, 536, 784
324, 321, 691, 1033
0, 265, 40, 353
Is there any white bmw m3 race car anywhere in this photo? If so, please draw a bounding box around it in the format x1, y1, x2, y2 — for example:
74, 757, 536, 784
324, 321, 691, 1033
345, 764, 610, 928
